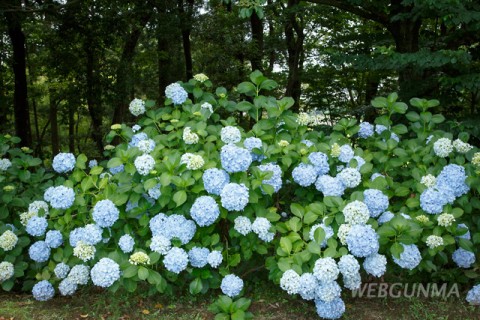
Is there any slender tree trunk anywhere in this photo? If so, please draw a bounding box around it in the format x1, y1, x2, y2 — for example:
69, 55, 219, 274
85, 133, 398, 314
284, 0, 304, 112
49, 88, 59, 155
250, 11, 264, 72
111, 10, 152, 125
4, 7, 32, 147
84, 43, 104, 154
0, 35, 7, 128
178, 0, 194, 80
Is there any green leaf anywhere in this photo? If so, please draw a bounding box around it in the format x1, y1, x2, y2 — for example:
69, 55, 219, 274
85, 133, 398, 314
280, 237, 292, 254
138, 266, 149, 280
237, 82, 256, 95
290, 203, 304, 218
123, 265, 138, 278
173, 190, 187, 207
189, 278, 203, 295
107, 157, 123, 168
390, 242, 404, 259
232, 310, 246, 320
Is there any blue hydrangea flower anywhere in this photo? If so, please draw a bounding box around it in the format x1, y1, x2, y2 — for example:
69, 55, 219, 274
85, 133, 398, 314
150, 235, 171, 255
338, 254, 360, 277
345, 224, 379, 257
164, 247, 189, 274
188, 247, 210, 268
337, 167, 361, 188
147, 183, 161, 200
298, 273, 318, 300
29, 241, 51, 262
165, 83, 188, 105
377, 211, 394, 225
47, 186, 75, 209
358, 122, 374, 138
436, 164, 469, 198
54, 263, 70, 279
375, 124, 387, 134
207, 250, 223, 268
68, 265, 90, 285
308, 152, 330, 175
315, 175, 345, 197
420, 187, 449, 214
149, 213, 196, 245
221, 126, 241, 144
32, 280, 55, 301
92, 200, 119, 228
301, 139, 314, 147
221, 274, 244, 298
258, 163, 282, 193
457, 223, 471, 240
371, 173, 385, 181
220, 145, 252, 173
52, 153, 76, 173
26, 216, 48, 237
350, 155, 366, 171
118, 234, 135, 253
45, 230, 63, 248
90, 258, 120, 288
466, 284, 480, 305
280, 269, 301, 295
203, 168, 230, 195
88, 159, 98, 168
309, 223, 334, 247
137, 139, 156, 154
69, 224, 103, 247
292, 163, 317, 187
220, 183, 249, 211
363, 189, 389, 218
393, 244, 422, 270
59, 278, 77, 296
338, 145, 354, 163
109, 165, 124, 174
244, 137, 264, 161
315, 281, 341, 303
190, 196, 220, 227
234, 216, 252, 235
363, 253, 387, 277
313, 257, 339, 282
315, 297, 345, 319
452, 248, 476, 268
129, 132, 148, 148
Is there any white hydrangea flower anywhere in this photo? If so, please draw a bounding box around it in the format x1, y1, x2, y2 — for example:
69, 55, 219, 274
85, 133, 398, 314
221, 126, 241, 144
437, 213, 455, 227
426, 235, 444, 249
297, 113, 311, 126
420, 174, 436, 188
73, 241, 96, 262
337, 224, 351, 245
129, 98, 146, 116
234, 216, 252, 235
416, 215, 429, 223
183, 127, 199, 145
453, 139, 473, 153
433, 138, 453, 158
129, 252, 151, 265
201, 102, 213, 113
280, 270, 301, 295
343, 201, 370, 225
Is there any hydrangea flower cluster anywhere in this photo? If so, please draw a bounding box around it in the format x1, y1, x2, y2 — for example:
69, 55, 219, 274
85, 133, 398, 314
315, 281, 342, 302
190, 196, 220, 226
363, 189, 389, 217
0, 158, 12, 171
298, 273, 318, 300
0, 261, 14, 282
363, 253, 387, 277
292, 163, 317, 187
44, 231, 62, 248
377, 211, 394, 225
150, 235, 171, 255
207, 250, 223, 268
54, 263, 70, 279
26, 216, 48, 237
220, 145, 252, 173
129, 132, 148, 148
425, 235, 443, 249
183, 127, 199, 144
280, 269, 301, 294
45, 186, 75, 209
315, 297, 345, 319
118, 234, 135, 253
252, 217, 274, 242
68, 265, 90, 285
258, 163, 282, 193
313, 257, 339, 282
243, 137, 264, 161
69, 224, 103, 246
147, 183, 161, 200
342, 201, 370, 225
129, 252, 151, 265
309, 223, 333, 247
420, 174, 436, 187
308, 152, 330, 175
52, 153, 76, 173
163, 247, 189, 274
29, 241, 51, 262
315, 175, 345, 197
234, 216, 252, 235
338, 145, 354, 163
1, 230, 18, 251
358, 122, 374, 138
165, 83, 188, 105
92, 199, 119, 228
90, 258, 120, 288
337, 168, 361, 188
345, 224, 379, 257
452, 248, 475, 268
59, 278, 77, 296
188, 247, 210, 268
73, 241, 96, 262
221, 126, 241, 144
220, 183, 249, 211
134, 154, 155, 175
203, 168, 229, 195
433, 137, 453, 157
466, 285, 480, 305
28, 200, 49, 215
220, 274, 244, 298
137, 139, 156, 153
180, 153, 204, 170
392, 244, 421, 270
149, 213, 196, 245
129, 98, 146, 116
32, 280, 55, 301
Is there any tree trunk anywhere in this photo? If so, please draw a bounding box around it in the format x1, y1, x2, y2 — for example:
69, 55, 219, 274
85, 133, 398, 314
284, 0, 304, 112
250, 11, 264, 72
4, 7, 32, 147
178, 0, 194, 80
0, 35, 7, 128
69, 105, 75, 153
111, 10, 152, 125
84, 43, 104, 154
49, 88, 59, 155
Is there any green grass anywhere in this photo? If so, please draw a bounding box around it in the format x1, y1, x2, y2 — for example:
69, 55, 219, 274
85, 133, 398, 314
0, 282, 478, 319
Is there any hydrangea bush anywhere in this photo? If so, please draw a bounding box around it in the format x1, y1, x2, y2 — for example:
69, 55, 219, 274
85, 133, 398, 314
1, 71, 480, 319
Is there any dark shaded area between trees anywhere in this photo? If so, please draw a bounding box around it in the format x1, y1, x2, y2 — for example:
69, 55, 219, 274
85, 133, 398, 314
1, 0, 479, 158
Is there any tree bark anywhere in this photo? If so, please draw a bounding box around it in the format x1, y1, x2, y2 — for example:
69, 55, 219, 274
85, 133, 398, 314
250, 11, 264, 72
49, 88, 59, 155
284, 0, 305, 112
69, 105, 75, 153
4, 6, 32, 147
178, 0, 194, 80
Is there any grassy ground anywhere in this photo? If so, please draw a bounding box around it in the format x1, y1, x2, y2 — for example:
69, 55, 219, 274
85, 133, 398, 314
0, 282, 478, 320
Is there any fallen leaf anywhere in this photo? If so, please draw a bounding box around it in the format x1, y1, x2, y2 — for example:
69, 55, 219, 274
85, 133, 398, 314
142, 309, 150, 315
154, 303, 163, 309
80, 315, 89, 318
